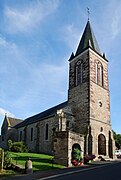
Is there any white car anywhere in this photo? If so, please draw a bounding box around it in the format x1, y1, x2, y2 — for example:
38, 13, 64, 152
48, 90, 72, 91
115, 149, 121, 157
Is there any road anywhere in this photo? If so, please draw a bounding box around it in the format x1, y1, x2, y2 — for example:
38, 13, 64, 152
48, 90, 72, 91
39, 161, 121, 180
2, 161, 121, 180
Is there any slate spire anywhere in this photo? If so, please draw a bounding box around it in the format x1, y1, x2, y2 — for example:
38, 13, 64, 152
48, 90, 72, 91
75, 20, 101, 56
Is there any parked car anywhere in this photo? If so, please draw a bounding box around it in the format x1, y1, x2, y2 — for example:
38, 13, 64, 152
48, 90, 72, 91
115, 149, 121, 158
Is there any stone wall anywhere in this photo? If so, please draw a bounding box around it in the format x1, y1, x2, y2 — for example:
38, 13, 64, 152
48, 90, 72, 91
90, 120, 115, 158
89, 49, 110, 124
53, 131, 68, 166
53, 131, 84, 167
68, 131, 84, 166
89, 49, 115, 158
68, 48, 115, 158
68, 50, 89, 134
17, 115, 60, 154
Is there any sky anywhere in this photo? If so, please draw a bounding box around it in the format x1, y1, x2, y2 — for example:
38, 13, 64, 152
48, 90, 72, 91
0, 0, 121, 134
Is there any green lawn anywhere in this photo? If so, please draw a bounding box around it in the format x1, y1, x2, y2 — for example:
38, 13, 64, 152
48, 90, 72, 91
10, 152, 65, 172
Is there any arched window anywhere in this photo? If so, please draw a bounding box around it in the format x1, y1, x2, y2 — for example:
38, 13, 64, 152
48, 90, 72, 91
95, 63, 98, 84
95, 62, 103, 87
75, 61, 83, 86
31, 128, 33, 141
75, 66, 78, 86
45, 124, 49, 140
100, 65, 103, 86
80, 63, 83, 84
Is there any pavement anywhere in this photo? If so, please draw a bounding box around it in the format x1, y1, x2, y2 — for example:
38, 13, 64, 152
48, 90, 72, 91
1, 160, 121, 180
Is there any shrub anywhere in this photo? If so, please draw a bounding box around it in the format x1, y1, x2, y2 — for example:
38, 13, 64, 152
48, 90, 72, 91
8, 139, 13, 151
4, 151, 12, 169
11, 142, 28, 153
71, 148, 82, 166
72, 148, 82, 162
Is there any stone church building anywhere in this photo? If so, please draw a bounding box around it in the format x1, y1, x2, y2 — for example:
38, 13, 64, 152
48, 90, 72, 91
0, 20, 115, 166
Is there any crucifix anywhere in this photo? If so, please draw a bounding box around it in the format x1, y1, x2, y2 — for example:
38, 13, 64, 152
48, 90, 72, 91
87, 7, 90, 20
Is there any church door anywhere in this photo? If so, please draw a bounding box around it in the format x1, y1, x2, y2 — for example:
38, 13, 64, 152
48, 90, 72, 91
98, 134, 106, 155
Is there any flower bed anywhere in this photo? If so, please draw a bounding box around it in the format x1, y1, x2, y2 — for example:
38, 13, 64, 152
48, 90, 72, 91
84, 154, 96, 164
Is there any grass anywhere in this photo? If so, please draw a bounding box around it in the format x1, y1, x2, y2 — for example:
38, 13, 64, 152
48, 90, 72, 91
10, 152, 65, 172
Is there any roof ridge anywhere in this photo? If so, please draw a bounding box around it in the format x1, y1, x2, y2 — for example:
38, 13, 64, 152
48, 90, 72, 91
14, 101, 68, 128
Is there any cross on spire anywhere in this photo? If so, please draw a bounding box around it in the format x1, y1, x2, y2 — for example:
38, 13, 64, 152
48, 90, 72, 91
87, 7, 90, 21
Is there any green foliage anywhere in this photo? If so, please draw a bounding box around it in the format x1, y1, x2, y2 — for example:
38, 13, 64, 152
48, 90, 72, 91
8, 140, 13, 151
3, 151, 12, 169
72, 148, 82, 162
113, 131, 121, 149
11, 142, 28, 153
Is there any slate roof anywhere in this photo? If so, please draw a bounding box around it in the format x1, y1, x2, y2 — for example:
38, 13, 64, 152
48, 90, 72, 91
8, 117, 23, 127
14, 101, 68, 128
75, 20, 101, 56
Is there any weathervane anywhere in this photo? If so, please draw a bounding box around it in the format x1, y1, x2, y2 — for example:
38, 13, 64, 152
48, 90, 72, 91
87, 7, 90, 21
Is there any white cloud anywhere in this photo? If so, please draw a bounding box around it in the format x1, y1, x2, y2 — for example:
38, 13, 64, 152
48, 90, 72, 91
60, 23, 81, 52
0, 34, 18, 53
100, 1, 121, 41
111, 7, 121, 39
12, 60, 68, 109
0, 108, 14, 117
0, 36, 7, 46
4, 0, 60, 33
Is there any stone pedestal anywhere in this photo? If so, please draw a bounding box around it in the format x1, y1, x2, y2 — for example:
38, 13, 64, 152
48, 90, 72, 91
25, 159, 33, 174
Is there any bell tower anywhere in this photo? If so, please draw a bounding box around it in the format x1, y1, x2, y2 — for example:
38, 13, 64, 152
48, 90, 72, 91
68, 20, 115, 158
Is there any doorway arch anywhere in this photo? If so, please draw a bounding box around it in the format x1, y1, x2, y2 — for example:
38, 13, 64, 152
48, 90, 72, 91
72, 143, 81, 151
98, 134, 106, 155
71, 143, 82, 162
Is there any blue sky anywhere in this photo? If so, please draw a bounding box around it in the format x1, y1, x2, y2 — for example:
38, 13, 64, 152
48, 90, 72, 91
0, 0, 121, 134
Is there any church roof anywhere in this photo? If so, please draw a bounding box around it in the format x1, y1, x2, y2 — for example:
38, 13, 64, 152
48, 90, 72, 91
14, 101, 68, 128
7, 117, 23, 127
75, 20, 101, 56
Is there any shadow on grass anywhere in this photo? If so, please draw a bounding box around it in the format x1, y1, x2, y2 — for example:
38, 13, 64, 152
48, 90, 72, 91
12, 156, 53, 163
33, 164, 62, 172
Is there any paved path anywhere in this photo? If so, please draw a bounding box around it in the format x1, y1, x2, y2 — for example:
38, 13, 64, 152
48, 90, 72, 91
1, 160, 121, 180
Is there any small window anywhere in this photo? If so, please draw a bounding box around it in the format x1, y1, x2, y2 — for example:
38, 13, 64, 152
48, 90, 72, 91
99, 101, 102, 107
31, 128, 33, 141
2, 135, 4, 141
66, 121, 70, 129
45, 124, 48, 140
20, 131, 22, 141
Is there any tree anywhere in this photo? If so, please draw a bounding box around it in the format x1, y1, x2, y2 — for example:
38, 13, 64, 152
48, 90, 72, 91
113, 131, 121, 149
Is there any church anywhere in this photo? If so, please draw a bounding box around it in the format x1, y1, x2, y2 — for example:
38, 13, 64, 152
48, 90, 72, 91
0, 19, 116, 166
